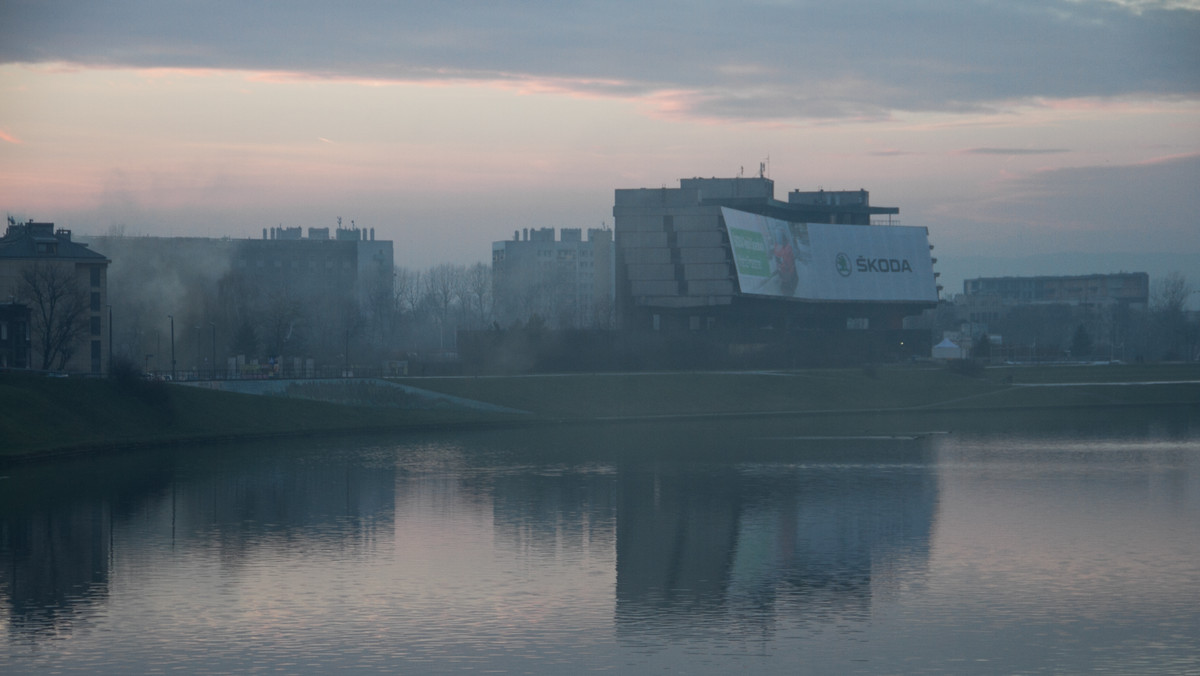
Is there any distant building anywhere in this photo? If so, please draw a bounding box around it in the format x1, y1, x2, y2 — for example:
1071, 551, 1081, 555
612, 176, 937, 333
963, 273, 1149, 307
0, 220, 110, 373
491, 227, 615, 328
81, 225, 392, 373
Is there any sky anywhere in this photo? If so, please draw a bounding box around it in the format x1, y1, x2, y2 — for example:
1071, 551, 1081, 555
1, 0, 1198, 297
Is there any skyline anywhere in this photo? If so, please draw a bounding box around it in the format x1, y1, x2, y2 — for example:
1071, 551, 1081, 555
2, 1, 1198, 296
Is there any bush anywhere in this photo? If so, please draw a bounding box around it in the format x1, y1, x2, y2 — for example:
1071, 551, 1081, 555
108, 355, 170, 408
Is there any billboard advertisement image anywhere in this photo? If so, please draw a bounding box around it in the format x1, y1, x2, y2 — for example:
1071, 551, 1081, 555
722, 207, 937, 303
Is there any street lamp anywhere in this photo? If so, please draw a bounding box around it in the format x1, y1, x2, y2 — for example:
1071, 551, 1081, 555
210, 322, 216, 379
106, 304, 112, 375
168, 315, 175, 381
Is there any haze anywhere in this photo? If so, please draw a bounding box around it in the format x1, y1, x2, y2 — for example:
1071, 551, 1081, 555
2, 0, 1198, 294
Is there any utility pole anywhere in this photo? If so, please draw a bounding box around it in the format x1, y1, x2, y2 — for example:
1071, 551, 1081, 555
107, 304, 113, 375
168, 315, 175, 381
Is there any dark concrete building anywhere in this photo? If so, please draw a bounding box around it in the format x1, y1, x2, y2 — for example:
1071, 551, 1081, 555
612, 176, 935, 333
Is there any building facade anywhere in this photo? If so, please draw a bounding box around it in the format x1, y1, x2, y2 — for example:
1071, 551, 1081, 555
492, 227, 615, 329
612, 176, 935, 333
962, 273, 1149, 307
0, 302, 32, 369
82, 225, 393, 375
0, 220, 110, 373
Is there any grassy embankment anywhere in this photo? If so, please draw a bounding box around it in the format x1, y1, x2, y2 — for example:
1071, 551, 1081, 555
0, 372, 514, 460
3, 362, 1198, 460
394, 362, 1200, 419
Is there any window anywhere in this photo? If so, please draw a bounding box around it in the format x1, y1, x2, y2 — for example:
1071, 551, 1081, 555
91, 316, 102, 335
90, 266, 101, 287
91, 292, 101, 312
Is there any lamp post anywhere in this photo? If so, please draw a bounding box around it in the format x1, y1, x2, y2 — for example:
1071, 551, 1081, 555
168, 315, 175, 381
210, 322, 216, 379
106, 304, 112, 375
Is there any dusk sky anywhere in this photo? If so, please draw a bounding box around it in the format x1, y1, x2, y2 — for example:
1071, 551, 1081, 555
2, 1, 1198, 295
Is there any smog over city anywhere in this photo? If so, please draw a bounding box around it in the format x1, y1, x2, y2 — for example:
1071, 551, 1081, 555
2, 1, 1198, 291
2, 4, 1200, 675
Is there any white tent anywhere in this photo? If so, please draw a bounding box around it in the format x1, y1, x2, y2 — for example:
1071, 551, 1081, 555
932, 337, 966, 360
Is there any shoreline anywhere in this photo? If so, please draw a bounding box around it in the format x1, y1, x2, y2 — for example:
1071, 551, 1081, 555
5, 363, 1197, 465
6, 395, 1196, 467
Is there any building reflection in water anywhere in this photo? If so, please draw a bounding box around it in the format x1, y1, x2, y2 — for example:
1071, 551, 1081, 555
2, 423, 938, 651
0, 452, 174, 636
612, 440, 938, 641
0, 439, 396, 638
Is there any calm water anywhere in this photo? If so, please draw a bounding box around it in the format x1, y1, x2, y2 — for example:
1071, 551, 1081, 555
2, 410, 1199, 674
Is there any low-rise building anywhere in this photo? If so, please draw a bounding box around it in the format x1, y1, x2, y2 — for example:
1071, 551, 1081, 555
0, 219, 109, 373
963, 273, 1149, 308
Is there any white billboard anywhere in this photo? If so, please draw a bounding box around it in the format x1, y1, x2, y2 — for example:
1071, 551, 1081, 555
722, 207, 938, 303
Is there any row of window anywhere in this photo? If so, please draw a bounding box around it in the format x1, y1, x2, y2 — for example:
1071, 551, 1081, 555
237, 259, 355, 270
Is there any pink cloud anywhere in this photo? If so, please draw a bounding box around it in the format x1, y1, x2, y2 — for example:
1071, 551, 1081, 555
0, 129, 22, 144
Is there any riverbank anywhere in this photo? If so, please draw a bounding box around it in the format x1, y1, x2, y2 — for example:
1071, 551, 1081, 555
3, 362, 1198, 462
394, 362, 1200, 418
0, 372, 522, 462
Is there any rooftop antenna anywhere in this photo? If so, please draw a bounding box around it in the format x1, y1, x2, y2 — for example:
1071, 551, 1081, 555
759, 156, 770, 179
337, 216, 342, 228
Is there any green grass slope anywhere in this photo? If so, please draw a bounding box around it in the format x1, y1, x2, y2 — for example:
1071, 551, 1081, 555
0, 372, 513, 458
394, 363, 1200, 418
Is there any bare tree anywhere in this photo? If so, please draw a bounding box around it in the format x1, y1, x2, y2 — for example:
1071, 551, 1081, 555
395, 267, 422, 315
1152, 272, 1190, 315
1152, 271, 1192, 360
424, 263, 464, 350
17, 262, 90, 371
463, 262, 493, 329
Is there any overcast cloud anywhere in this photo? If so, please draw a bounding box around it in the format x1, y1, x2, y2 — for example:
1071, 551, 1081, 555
2, 1, 1198, 297
3, 0, 1198, 121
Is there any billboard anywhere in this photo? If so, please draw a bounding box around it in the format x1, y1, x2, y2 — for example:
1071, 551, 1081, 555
722, 207, 938, 303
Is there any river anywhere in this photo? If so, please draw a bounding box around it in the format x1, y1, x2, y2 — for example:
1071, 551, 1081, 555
2, 409, 1198, 674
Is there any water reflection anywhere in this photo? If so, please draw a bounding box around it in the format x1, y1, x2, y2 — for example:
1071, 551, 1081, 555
614, 442, 936, 644
1, 411, 1197, 674
0, 453, 173, 635
0, 444, 395, 640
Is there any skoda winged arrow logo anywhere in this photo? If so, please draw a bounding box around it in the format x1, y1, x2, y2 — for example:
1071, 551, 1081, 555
835, 253, 852, 277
